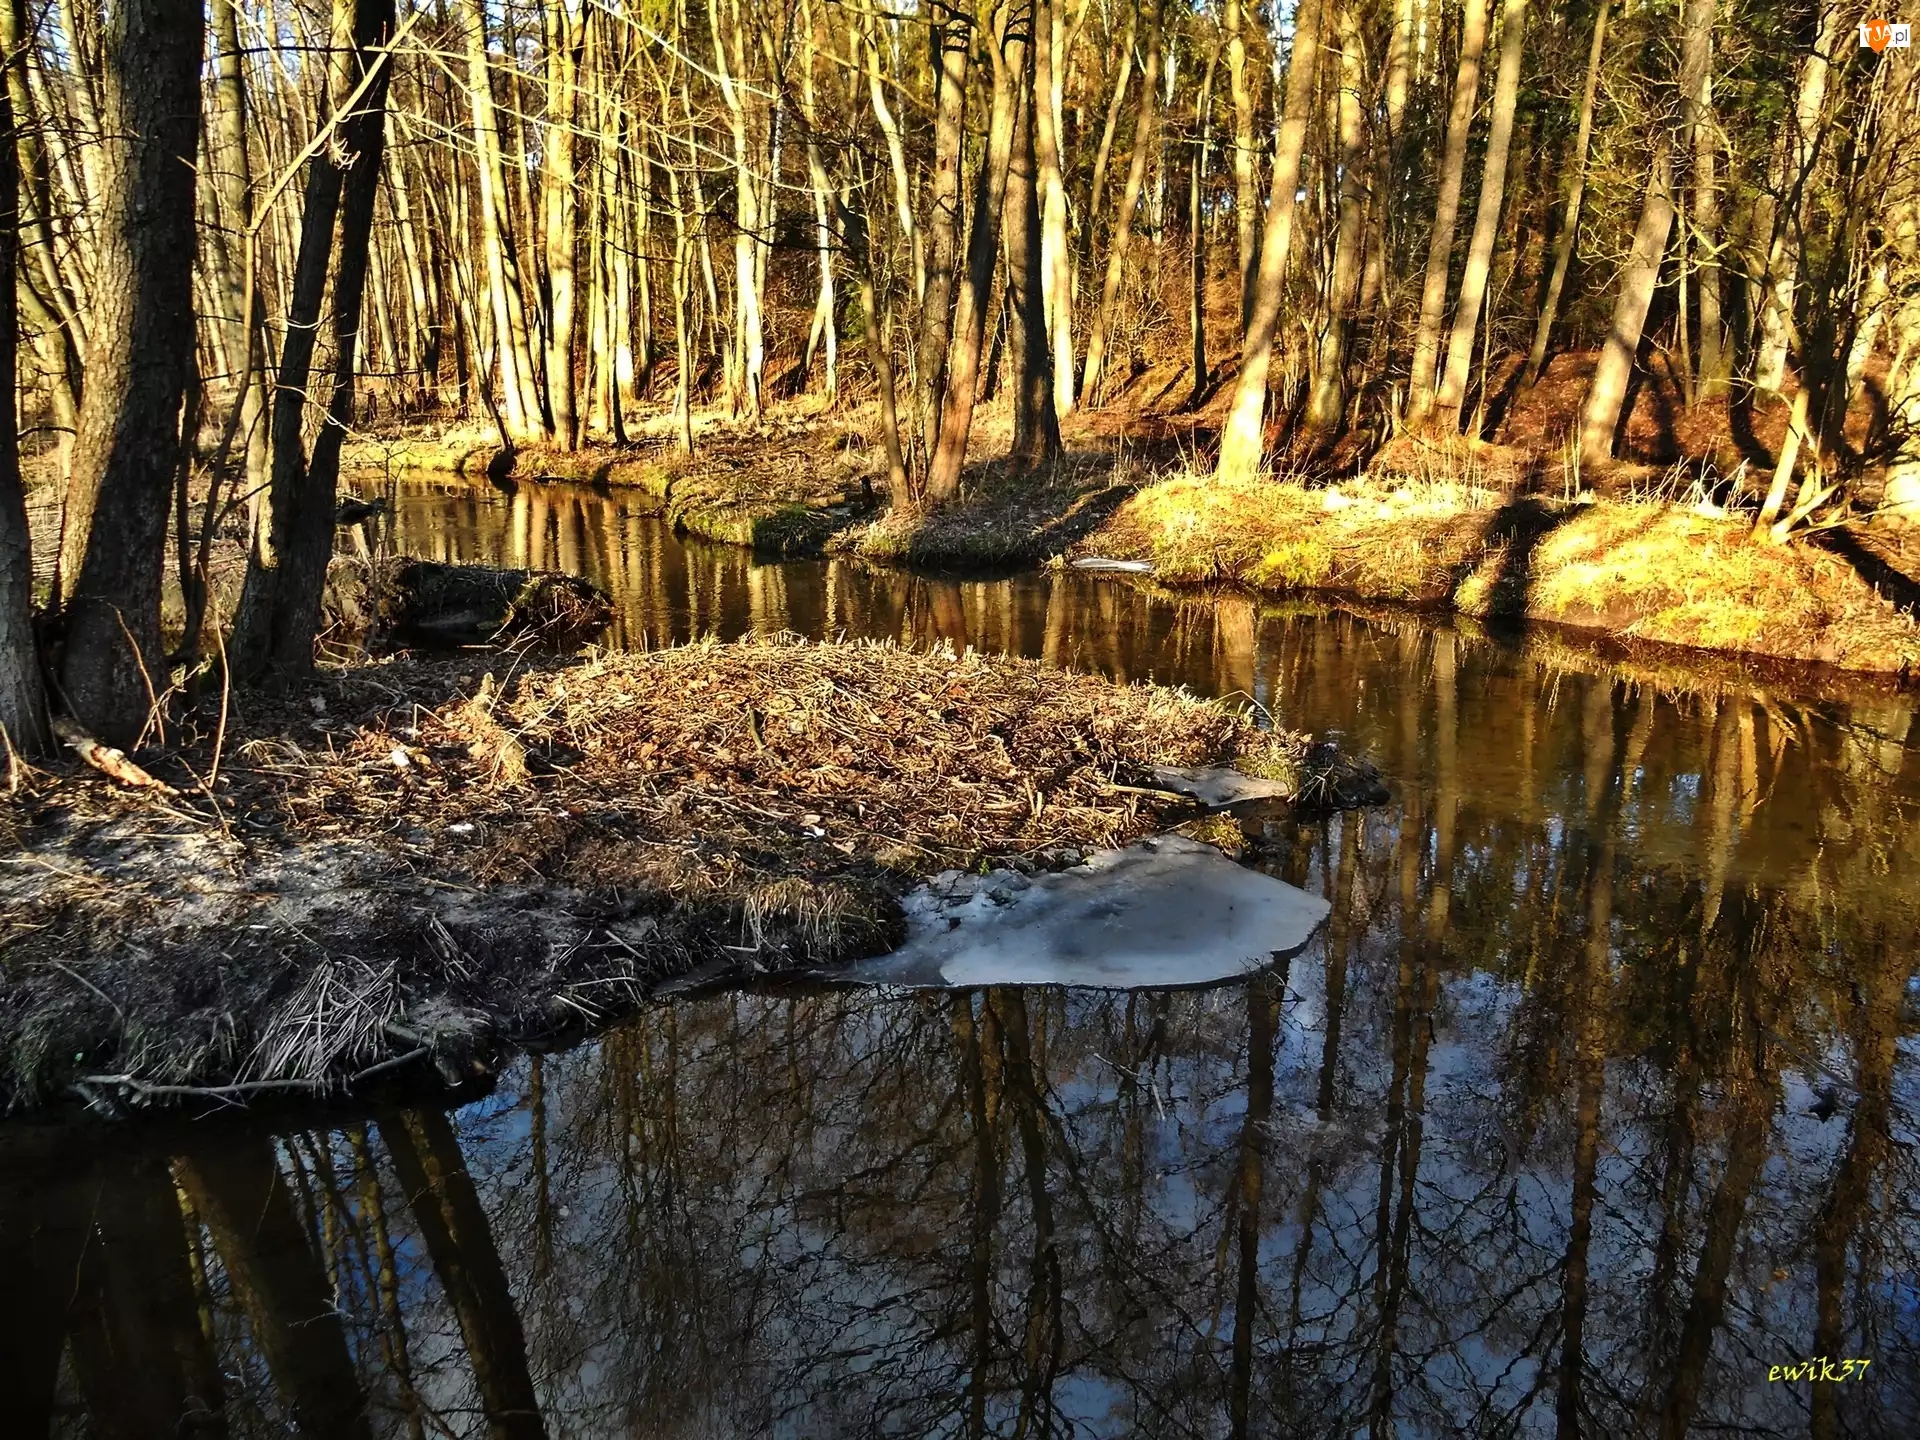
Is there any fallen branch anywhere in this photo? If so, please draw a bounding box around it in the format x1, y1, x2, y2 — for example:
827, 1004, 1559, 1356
50, 717, 178, 794
75, 1046, 431, 1108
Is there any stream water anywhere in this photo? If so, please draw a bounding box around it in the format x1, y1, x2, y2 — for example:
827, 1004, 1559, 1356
6, 475, 1920, 1437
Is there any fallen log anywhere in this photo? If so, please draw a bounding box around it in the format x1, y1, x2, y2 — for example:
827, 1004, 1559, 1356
50, 717, 177, 794
375, 560, 613, 650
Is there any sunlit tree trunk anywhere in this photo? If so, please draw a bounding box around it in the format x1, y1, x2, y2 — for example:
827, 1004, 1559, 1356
918, 0, 973, 456
1033, 0, 1075, 418
1579, 144, 1674, 466
1007, 31, 1062, 467
55, 0, 201, 744
1225, 0, 1258, 329
1188, 43, 1216, 407
927, 0, 1023, 502
1213, 0, 1325, 483
231, 0, 396, 676
1681, 0, 1726, 398
540, 0, 582, 448
1754, 3, 1844, 394
1304, 0, 1368, 441
1406, 0, 1492, 423
0, 43, 45, 757
1432, 0, 1527, 433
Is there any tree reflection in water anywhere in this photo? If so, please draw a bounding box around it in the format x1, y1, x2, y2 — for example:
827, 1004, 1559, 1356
6, 503, 1920, 1437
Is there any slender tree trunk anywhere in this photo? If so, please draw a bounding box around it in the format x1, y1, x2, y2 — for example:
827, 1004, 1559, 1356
460, 0, 545, 439
1189, 43, 1217, 408
55, 0, 201, 745
0, 27, 45, 757
1754, 3, 1844, 394
1681, 0, 1726, 398
1080, 0, 1163, 406
800, 0, 838, 404
1579, 144, 1675, 466
1525, 0, 1609, 386
1213, 0, 1325, 483
1359, 0, 1415, 322
927, 0, 1024, 502
231, 0, 397, 674
1033, 0, 1075, 418
1225, 0, 1258, 329
918, 0, 973, 456
1304, 0, 1368, 440
837, 176, 911, 508
1407, 0, 1493, 422
1007, 26, 1062, 467
1432, 0, 1528, 433
541, 0, 582, 448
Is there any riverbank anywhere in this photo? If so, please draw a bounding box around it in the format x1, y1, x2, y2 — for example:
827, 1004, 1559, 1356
0, 637, 1342, 1114
339, 401, 1920, 678
1073, 470, 1920, 675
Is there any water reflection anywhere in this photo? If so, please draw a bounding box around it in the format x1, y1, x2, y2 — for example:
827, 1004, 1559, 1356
5, 480, 1920, 1436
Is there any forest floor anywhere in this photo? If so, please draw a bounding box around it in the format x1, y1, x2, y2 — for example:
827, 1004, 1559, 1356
0, 637, 1358, 1116
333, 347, 1920, 676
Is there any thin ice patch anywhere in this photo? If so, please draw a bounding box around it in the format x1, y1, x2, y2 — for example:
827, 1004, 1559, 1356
839, 835, 1330, 991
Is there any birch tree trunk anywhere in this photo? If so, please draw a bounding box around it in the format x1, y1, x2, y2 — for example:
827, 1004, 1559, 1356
1432, 0, 1527, 433
1579, 144, 1674, 466
1524, 0, 1609, 385
1407, 0, 1493, 422
918, 0, 973, 456
56, 0, 201, 745
1079, 0, 1163, 406
1213, 0, 1325, 483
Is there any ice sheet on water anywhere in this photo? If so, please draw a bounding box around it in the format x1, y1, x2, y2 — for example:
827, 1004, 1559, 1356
1147, 764, 1295, 808
839, 835, 1331, 991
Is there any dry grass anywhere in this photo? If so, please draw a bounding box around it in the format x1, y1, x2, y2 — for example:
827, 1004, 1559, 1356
1086, 470, 1920, 675
0, 638, 1307, 1111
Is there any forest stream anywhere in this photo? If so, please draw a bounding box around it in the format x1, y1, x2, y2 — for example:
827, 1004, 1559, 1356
5, 474, 1920, 1437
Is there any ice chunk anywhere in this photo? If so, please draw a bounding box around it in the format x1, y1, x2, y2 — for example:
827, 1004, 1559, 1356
841, 835, 1329, 990
1147, 764, 1294, 808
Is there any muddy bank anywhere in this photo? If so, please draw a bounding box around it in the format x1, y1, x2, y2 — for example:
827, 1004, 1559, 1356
0, 638, 1369, 1115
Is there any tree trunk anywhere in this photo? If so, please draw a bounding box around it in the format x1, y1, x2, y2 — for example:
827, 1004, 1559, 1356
541, 0, 582, 448
1406, 0, 1493, 422
55, 0, 201, 746
926, 1, 1025, 502
1225, 0, 1258, 330
1754, 3, 1844, 394
1432, 0, 1528, 433
231, 0, 397, 675
1681, 0, 1727, 398
1524, 0, 1609, 386
1213, 0, 1326, 483
1579, 144, 1675, 466
1079, 0, 1164, 406
1303, 0, 1368, 441
460, 0, 546, 439
1189, 43, 1217, 408
1033, 0, 1076, 418
837, 176, 911, 508
1006, 25, 1062, 468
918, 0, 973, 456
0, 26, 45, 757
